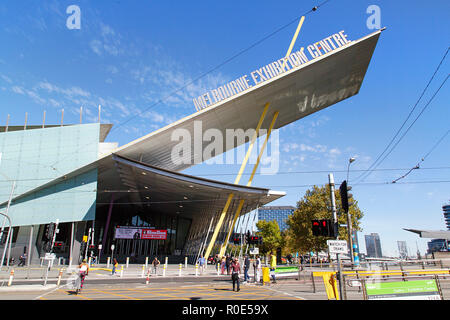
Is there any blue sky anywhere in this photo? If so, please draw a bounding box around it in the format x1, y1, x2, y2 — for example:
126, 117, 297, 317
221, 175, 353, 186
0, 0, 449, 257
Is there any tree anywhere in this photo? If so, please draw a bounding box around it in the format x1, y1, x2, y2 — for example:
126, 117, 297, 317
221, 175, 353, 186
255, 220, 282, 257
286, 184, 364, 256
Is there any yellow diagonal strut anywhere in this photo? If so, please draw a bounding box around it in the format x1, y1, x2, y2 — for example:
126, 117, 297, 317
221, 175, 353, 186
202, 102, 270, 261
219, 111, 279, 257
282, 15, 305, 71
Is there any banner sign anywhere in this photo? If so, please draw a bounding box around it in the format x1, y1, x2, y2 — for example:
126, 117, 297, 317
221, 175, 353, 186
365, 279, 442, 300
193, 30, 352, 111
114, 226, 167, 240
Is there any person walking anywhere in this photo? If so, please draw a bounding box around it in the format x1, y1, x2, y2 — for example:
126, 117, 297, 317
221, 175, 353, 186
243, 254, 250, 284
220, 256, 226, 275
225, 255, 231, 275
152, 257, 160, 275
77, 259, 89, 294
112, 258, 119, 275
230, 257, 241, 292
254, 255, 261, 284
197, 255, 206, 274
18, 253, 27, 267
270, 252, 277, 284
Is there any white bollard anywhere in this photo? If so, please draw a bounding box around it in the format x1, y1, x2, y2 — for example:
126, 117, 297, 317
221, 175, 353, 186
88, 257, 92, 268
145, 257, 148, 269
141, 265, 145, 278
8, 269, 14, 286
107, 257, 111, 268
185, 257, 188, 269
163, 265, 166, 277
179, 263, 182, 277
120, 265, 124, 278
57, 268, 63, 287
217, 263, 220, 276
165, 256, 168, 268
146, 269, 150, 285
126, 257, 129, 268
195, 263, 199, 276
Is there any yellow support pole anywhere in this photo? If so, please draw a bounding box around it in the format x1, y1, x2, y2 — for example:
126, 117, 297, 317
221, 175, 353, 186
281, 15, 305, 71
203, 103, 270, 261
219, 111, 279, 257
233, 103, 270, 185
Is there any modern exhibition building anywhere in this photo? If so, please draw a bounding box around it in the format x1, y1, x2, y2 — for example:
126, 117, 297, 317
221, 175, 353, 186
0, 29, 383, 266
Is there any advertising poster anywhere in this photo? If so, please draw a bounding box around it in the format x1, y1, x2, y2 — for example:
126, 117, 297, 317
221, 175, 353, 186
114, 226, 167, 240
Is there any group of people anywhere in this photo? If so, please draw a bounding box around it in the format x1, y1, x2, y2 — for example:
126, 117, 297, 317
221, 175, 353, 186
73, 253, 279, 294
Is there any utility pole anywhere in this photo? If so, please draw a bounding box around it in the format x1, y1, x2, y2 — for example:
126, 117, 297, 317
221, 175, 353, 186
328, 173, 344, 299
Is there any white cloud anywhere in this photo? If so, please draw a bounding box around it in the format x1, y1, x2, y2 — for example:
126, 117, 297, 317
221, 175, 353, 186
90, 23, 122, 56
1, 75, 12, 83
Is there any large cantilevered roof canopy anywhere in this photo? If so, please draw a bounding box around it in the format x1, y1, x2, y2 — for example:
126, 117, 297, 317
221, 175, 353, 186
1, 152, 285, 223
95, 155, 284, 220
113, 29, 383, 172
404, 229, 450, 240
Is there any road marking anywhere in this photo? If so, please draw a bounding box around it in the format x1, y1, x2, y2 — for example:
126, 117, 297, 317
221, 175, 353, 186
33, 283, 70, 300
263, 286, 305, 300
91, 288, 142, 300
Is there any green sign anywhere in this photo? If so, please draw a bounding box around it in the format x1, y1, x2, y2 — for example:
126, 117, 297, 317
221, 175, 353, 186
274, 266, 298, 273
366, 279, 441, 300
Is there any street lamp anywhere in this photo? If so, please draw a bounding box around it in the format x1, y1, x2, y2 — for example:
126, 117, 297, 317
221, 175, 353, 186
347, 157, 356, 183
346, 157, 355, 265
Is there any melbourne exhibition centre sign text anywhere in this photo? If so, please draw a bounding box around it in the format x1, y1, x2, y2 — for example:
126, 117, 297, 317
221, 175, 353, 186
193, 30, 352, 111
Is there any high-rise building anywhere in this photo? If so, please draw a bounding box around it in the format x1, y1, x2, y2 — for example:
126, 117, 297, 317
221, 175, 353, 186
443, 203, 450, 230
397, 240, 408, 259
427, 239, 449, 254
257, 206, 296, 231
365, 233, 383, 258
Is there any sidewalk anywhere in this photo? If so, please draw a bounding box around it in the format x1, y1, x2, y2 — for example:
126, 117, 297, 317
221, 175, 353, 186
0, 263, 304, 291
0, 263, 235, 288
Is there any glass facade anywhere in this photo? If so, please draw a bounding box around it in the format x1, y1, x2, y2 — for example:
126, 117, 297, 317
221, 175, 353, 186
365, 233, 383, 258
93, 204, 192, 261
257, 206, 295, 231
0, 124, 100, 226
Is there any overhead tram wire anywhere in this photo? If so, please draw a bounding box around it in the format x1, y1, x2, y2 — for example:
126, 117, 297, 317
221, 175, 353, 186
108, 1, 331, 135
391, 128, 450, 183
44, 2, 331, 169
3, 179, 450, 198
2, 166, 450, 183
352, 47, 450, 185
355, 73, 449, 185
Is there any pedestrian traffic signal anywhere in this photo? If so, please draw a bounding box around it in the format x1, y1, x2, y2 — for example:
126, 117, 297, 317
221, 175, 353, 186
249, 236, 261, 244
339, 180, 353, 213
311, 219, 335, 237
245, 231, 250, 244
44, 241, 52, 253
44, 223, 55, 241
80, 241, 87, 256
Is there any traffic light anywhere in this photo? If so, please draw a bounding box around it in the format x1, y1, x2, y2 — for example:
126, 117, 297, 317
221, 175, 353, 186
44, 223, 55, 241
339, 180, 353, 213
312, 220, 321, 236
249, 236, 261, 244
245, 231, 250, 244
232, 237, 241, 245
80, 241, 87, 257
44, 241, 52, 253
311, 219, 335, 237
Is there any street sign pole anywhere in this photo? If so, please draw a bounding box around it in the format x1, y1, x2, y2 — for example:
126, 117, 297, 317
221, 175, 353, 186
329, 173, 344, 299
